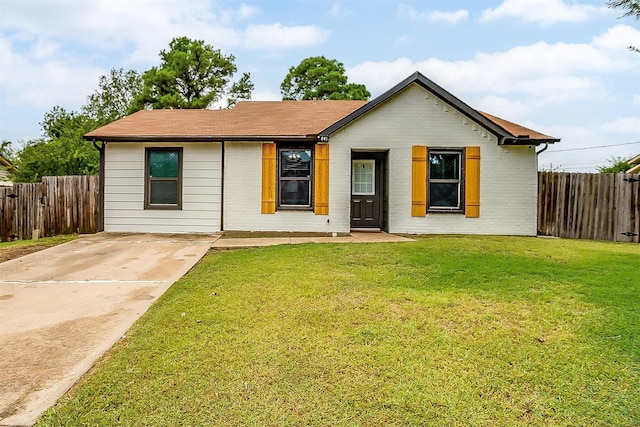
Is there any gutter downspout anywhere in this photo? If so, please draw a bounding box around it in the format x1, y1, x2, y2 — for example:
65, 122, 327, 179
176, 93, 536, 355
536, 142, 549, 155
92, 140, 105, 232
534, 142, 549, 237
220, 141, 225, 232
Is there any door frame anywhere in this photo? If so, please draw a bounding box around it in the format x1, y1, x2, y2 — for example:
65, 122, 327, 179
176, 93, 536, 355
350, 150, 388, 231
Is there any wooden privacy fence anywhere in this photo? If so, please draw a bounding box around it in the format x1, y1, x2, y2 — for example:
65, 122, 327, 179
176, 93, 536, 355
0, 176, 99, 242
538, 172, 640, 243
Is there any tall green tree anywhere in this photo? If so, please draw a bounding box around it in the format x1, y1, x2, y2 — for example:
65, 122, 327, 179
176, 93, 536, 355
607, 0, 640, 51
1, 140, 15, 162
83, 68, 143, 125
280, 56, 370, 101
11, 68, 143, 182
11, 107, 99, 182
131, 37, 253, 110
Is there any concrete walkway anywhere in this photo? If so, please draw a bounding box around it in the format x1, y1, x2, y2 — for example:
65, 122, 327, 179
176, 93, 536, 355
213, 231, 414, 248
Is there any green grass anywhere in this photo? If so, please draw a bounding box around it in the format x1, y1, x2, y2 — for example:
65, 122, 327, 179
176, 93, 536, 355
37, 236, 639, 426
0, 235, 77, 262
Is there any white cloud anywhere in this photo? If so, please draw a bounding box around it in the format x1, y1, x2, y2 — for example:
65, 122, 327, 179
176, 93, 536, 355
236, 4, 260, 20
348, 25, 640, 108
476, 96, 532, 121
593, 24, 640, 50
249, 89, 281, 102
398, 4, 469, 24
0, 36, 103, 109
600, 117, 640, 134
244, 24, 329, 50
0, 0, 330, 112
539, 125, 638, 172
327, 4, 351, 18
480, 0, 605, 25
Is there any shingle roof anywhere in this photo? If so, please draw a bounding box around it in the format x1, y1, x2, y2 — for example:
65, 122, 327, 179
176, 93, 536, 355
479, 112, 559, 143
0, 155, 11, 168
84, 100, 367, 142
627, 153, 640, 174
84, 72, 559, 146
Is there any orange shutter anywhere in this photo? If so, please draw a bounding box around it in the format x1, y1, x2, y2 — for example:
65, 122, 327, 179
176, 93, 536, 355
314, 144, 329, 215
411, 145, 427, 216
261, 143, 276, 214
465, 146, 480, 218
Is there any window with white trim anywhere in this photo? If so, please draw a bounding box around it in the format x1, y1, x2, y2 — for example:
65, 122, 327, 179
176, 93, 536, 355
352, 159, 375, 195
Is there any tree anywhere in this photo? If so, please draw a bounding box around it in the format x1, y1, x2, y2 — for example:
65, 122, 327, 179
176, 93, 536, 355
597, 156, 631, 173
10, 68, 144, 182
131, 37, 253, 110
83, 68, 143, 125
280, 56, 371, 101
1, 140, 15, 162
607, 0, 640, 19
607, 0, 640, 51
11, 107, 99, 182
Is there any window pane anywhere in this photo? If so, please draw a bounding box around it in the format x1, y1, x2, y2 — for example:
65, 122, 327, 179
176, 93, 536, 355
429, 153, 459, 179
281, 150, 311, 178
150, 180, 178, 204
430, 182, 459, 207
149, 151, 179, 178
353, 161, 374, 194
280, 179, 310, 205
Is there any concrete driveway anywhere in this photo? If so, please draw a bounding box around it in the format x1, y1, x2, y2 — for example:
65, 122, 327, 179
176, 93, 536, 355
0, 233, 217, 426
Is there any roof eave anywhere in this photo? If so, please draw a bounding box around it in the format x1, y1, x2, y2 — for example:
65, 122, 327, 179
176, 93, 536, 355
499, 136, 561, 146
83, 134, 321, 143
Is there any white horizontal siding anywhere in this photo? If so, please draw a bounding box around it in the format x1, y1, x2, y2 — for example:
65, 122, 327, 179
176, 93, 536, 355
104, 142, 221, 234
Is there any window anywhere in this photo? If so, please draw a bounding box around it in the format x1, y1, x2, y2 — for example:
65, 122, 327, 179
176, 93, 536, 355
145, 147, 182, 209
352, 160, 375, 195
278, 147, 313, 208
428, 149, 464, 212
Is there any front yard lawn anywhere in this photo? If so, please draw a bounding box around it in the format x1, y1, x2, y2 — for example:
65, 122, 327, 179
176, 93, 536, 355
38, 236, 639, 426
0, 235, 76, 263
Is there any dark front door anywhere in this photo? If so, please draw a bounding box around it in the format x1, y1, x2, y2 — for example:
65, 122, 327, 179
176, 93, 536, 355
351, 156, 384, 229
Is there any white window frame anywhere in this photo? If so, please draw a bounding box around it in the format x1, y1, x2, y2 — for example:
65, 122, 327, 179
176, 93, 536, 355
352, 159, 375, 196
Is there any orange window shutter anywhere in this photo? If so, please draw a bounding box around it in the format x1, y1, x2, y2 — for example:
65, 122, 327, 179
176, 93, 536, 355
314, 144, 329, 215
411, 145, 427, 216
465, 146, 480, 218
261, 143, 276, 214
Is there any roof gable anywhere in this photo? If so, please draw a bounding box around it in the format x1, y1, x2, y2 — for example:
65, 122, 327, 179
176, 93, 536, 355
319, 72, 559, 145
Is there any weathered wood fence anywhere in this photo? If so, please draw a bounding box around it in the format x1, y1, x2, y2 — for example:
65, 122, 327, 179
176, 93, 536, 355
538, 172, 640, 243
0, 176, 99, 242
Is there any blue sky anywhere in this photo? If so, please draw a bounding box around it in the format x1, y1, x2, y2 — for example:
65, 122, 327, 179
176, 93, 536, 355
1, 0, 638, 171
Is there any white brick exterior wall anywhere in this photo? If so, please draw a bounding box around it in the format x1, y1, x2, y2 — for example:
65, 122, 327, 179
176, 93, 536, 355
223, 142, 342, 232
330, 83, 539, 235
104, 142, 221, 233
